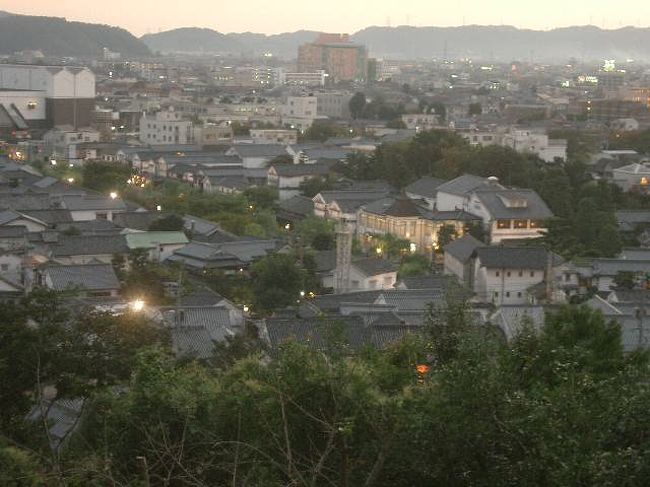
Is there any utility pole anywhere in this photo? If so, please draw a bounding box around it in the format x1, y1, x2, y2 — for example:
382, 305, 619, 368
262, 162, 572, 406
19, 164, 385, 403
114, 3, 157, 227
334, 219, 352, 294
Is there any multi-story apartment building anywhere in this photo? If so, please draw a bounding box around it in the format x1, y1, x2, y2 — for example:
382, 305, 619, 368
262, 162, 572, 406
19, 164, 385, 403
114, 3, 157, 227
297, 34, 368, 82
139, 109, 193, 145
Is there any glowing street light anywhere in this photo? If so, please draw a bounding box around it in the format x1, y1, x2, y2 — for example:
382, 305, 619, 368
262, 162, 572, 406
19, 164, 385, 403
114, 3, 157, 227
243, 305, 250, 313
130, 299, 145, 312
67, 177, 75, 184
156, 205, 162, 212
300, 290, 305, 298
50, 160, 57, 166
109, 191, 118, 200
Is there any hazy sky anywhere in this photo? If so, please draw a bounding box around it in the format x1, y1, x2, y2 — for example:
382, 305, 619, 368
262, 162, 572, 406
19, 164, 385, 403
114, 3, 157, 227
1, 0, 649, 36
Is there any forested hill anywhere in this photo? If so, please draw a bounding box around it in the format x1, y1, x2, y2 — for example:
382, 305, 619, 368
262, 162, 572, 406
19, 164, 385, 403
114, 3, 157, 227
142, 24, 650, 61
0, 13, 151, 58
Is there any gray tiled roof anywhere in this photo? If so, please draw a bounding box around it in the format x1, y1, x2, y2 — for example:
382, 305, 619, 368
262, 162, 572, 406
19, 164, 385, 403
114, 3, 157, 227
230, 144, 289, 158
444, 234, 485, 263
475, 246, 550, 270
271, 162, 332, 177
277, 195, 314, 218
264, 315, 368, 351
436, 174, 489, 196
52, 234, 129, 257
397, 275, 455, 290
113, 212, 161, 231
473, 188, 553, 220
352, 257, 397, 277
44, 263, 120, 291
62, 195, 127, 211
405, 176, 447, 199
616, 210, 650, 232
167, 306, 240, 359
180, 288, 225, 307
57, 219, 120, 234
22, 209, 73, 225
490, 305, 546, 341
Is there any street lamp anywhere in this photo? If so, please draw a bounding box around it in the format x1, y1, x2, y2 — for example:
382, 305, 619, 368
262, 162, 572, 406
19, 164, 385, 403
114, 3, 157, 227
130, 299, 145, 312
67, 177, 75, 184
110, 191, 118, 200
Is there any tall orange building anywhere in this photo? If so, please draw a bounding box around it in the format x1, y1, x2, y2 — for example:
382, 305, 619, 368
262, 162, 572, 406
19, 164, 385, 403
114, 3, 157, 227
297, 34, 367, 83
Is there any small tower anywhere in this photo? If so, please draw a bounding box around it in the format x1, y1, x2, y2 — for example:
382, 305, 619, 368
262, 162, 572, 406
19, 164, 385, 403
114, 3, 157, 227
334, 219, 353, 294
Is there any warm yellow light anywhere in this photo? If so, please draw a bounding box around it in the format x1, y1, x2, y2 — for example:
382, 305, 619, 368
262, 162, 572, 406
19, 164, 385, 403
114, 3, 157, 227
376, 247, 383, 255
130, 299, 145, 312
67, 177, 75, 183
109, 191, 118, 199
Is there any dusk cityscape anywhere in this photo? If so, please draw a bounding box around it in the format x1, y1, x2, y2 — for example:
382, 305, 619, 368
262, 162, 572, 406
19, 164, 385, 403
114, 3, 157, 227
1, 2, 650, 484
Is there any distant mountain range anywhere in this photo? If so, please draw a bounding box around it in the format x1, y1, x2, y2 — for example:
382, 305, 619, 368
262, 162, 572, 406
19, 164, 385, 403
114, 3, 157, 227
1, 11, 650, 62
0, 12, 150, 58
141, 29, 321, 58
143, 25, 650, 62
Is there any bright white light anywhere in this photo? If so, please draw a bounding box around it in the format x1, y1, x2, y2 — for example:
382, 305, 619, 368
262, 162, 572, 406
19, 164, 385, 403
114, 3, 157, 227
243, 305, 250, 313
156, 205, 162, 211
410, 243, 417, 253
130, 299, 145, 312
50, 160, 57, 166
300, 291, 305, 298
110, 191, 118, 200
67, 177, 75, 183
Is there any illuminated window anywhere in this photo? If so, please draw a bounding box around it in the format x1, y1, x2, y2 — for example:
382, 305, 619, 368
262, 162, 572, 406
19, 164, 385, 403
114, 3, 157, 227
529, 220, 544, 229
514, 219, 528, 229
27, 101, 37, 110
641, 177, 649, 186
497, 219, 511, 229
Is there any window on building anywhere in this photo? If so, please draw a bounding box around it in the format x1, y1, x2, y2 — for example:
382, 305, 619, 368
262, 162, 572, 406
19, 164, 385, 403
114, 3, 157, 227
497, 219, 512, 229
517, 292, 522, 298
518, 270, 523, 277
530, 271, 535, 277
494, 291, 499, 298
514, 219, 528, 229
496, 271, 500, 277
506, 292, 510, 297
96, 212, 108, 220
0, 264, 8, 271
529, 220, 544, 229
507, 271, 511, 277
27, 101, 37, 110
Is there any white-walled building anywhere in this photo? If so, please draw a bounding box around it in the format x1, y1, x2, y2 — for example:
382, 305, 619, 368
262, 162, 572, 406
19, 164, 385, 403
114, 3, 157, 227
0, 64, 96, 129
502, 129, 567, 162
139, 109, 193, 145
436, 175, 552, 244
43, 128, 101, 163
282, 96, 317, 131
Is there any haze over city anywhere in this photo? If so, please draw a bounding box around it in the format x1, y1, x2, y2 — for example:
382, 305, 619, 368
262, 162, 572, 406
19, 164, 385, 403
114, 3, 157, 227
4, 1, 650, 485
1, 0, 649, 35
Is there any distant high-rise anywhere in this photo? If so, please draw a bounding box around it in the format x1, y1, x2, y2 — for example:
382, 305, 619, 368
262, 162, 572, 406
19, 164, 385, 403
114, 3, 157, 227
297, 34, 368, 83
